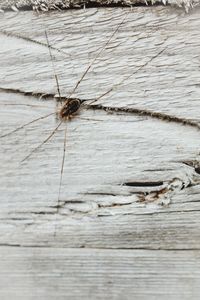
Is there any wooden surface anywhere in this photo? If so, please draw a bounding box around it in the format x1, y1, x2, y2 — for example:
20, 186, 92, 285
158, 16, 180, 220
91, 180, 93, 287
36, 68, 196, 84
0, 0, 199, 12
0, 6, 200, 299
1, 248, 200, 300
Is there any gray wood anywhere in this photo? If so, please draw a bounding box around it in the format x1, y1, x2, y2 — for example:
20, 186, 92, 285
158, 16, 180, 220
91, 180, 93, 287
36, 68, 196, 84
1, 247, 200, 300
0, 6, 200, 299
0, 0, 198, 12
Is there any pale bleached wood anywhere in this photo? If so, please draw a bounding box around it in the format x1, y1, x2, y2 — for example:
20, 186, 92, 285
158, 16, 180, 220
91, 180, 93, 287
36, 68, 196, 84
0, 247, 200, 300
0, 0, 198, 12
0, 7, 200, 299
0, 8, 200, 249
1, 7, 200, 121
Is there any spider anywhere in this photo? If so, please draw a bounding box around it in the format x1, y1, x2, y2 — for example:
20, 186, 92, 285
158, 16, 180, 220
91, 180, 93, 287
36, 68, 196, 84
0, 10, 170, 216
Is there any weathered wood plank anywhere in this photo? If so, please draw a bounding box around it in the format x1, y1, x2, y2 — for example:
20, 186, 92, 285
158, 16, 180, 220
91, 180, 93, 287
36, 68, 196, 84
1, 6, 200, 300
1, 7, 200, 120
0, 247, 200, 300
0, 0, 198, 12
0, 7, 200, 251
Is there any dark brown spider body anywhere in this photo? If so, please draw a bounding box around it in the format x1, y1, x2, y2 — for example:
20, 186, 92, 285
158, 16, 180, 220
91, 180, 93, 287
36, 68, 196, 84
59, 98, 81, 120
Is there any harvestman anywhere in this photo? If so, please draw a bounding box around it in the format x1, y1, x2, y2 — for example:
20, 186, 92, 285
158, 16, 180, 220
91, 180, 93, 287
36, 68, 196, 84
1, 12, 129, 211
0, 11, 170, 214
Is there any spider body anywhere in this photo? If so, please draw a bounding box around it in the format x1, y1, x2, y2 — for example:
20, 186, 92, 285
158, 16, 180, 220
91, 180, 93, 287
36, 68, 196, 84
59, 98, 81, 120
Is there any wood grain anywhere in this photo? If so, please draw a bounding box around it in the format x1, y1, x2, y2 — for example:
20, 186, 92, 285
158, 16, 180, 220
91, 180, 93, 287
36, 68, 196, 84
1, 247, 200, 300
0, 0, 198, 12
0, 6, 200, 299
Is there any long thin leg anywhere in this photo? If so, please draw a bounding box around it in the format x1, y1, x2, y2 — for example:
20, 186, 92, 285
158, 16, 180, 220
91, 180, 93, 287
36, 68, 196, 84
14, 31, 63, 164
45, 30, 62, 101
67, 11, 129, 99
21, 121, 63, 163
86, 47, 167, 107
0, 112, 55, 138
1, 14, 128, 141
54, 123, 67, 238
0, 103, 50, 108
0, 29, 70, 58
57, 123, 67, 212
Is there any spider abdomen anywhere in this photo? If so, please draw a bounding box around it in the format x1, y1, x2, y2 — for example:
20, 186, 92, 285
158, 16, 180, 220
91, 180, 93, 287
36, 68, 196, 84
59, 98, 81, 120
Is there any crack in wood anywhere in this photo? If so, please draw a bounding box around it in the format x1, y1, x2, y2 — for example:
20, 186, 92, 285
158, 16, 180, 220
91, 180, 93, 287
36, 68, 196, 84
182, 160, 200, 175
1, 243, 200, 250
123, 181, 163, 187
1, 86, 200, 131
97, 201, 133, 208
0, 0, 195, 12
27, 177, 200, 214
6, 205, 200, 221
87, 103, 200, 131
83, 192, 117, 196
0, 1, 170, 12
0, 87, 62, 100
137, 174, 200, 205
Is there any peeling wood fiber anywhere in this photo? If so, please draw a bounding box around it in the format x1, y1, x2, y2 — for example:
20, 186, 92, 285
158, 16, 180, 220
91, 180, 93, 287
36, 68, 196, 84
0, 0, 199, 11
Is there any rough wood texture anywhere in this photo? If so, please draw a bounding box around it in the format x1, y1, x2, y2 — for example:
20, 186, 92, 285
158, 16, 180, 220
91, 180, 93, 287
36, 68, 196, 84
0, 6, 200, 299
0, 0, 199, 12
1, 247, 200, 300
